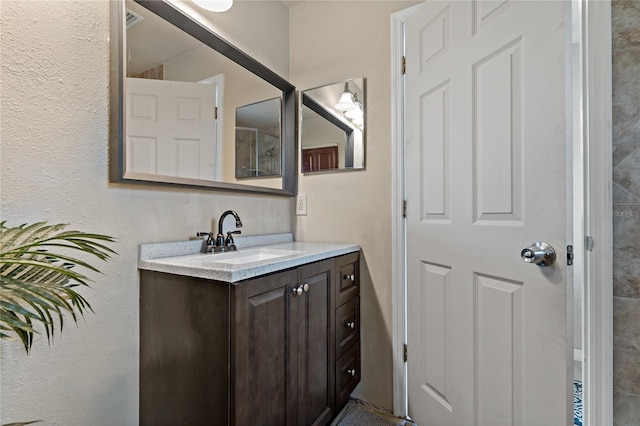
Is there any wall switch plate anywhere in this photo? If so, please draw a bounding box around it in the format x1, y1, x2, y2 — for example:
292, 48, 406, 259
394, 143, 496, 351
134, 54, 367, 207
296, 193, 307, 216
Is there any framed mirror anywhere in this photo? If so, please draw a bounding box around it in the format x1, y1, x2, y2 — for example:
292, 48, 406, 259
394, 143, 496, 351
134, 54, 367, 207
109, 0, 296, 196
299, 77, 366, 173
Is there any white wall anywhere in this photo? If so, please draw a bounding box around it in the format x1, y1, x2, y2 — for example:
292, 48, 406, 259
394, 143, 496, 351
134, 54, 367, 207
0, 1, 291, 424
290, 0, 419, 410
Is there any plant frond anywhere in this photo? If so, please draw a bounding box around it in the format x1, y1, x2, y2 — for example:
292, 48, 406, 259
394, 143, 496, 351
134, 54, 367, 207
0, 309, 37, 334
0, 301, 44, 322
1, 257, 91, 286
0, 222, 116, 353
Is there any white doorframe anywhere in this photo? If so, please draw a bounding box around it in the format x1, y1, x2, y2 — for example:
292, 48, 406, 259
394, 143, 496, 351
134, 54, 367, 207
391, 3, 423, 417
581, 2, 614, 425
390, 1, 613, 423
198, 73, 224, 182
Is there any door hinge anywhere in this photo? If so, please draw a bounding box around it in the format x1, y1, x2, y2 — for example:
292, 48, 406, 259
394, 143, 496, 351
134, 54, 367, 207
403, 343, 408, 362
585, 236, 594, 251
567, 245, 574, 266
402, 200, 407, 218
402, 56, 406, 75
214, 106, 218, 120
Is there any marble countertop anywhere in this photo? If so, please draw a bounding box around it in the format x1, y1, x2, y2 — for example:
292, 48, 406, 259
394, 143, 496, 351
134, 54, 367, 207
138, 233, 360, 283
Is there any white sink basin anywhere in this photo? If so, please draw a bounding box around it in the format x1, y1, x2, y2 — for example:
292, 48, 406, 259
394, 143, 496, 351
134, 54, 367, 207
182, 248, 303, 267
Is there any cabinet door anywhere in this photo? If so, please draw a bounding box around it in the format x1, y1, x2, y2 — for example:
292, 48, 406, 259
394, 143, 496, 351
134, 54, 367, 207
233, 269, 298, 426
296, 259, 336, 426
302, 147, 339, 172
302, 150, 315, 172
316, 147, 338, 170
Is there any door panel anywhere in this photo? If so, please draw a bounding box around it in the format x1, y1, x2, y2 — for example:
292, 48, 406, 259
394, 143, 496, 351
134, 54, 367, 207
405, 1, 570, 425
297, 260, 335, 426
302, 147, 339, 172
473, 39, 523, 224
126, 78, 217, 180
234, 270, 298, 426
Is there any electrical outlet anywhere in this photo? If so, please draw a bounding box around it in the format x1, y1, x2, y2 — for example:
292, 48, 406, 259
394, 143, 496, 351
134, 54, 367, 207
296, 193, 307, 216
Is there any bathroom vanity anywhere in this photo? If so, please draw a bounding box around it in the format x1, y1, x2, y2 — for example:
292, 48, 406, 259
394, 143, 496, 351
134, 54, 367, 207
138, 236, 360, 425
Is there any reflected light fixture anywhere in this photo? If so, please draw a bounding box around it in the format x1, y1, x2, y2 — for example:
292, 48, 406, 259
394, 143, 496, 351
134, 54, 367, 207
335, 83, 356, 111
193, 0, 233, 12
345, 93, 363, 120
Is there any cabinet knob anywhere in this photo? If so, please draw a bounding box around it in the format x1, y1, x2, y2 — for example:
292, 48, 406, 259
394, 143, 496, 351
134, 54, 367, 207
292, 283, 310, 297
343, 274, 355, 282
344, 321, 355, 329
346, 368, 356, 377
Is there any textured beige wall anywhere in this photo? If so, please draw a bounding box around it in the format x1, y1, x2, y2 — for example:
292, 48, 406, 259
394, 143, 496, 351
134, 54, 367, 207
290, 1, 419, 410
611, 1, 640, 424
0, 1, 292, 424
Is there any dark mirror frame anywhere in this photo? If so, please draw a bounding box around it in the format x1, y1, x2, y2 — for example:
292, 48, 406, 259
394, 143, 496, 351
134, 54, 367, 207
109, 0, 296, 196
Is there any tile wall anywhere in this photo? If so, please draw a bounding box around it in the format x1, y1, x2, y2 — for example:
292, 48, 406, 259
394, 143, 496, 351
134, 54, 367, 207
611, 1, 640, 424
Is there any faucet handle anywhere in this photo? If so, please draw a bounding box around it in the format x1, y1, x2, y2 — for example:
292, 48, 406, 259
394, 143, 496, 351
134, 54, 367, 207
197, 232, 214, 245
225, 230, 241, 246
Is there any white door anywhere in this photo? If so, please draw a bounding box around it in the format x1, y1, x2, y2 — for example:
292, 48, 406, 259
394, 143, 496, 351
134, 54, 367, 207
405, 1, 571, 425
126, 78, 217, 180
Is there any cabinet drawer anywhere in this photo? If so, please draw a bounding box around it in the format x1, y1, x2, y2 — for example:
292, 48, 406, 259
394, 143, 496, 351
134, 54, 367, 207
336, 296, 359, 358
335, 252, 359, 307
336, 342, 360, 410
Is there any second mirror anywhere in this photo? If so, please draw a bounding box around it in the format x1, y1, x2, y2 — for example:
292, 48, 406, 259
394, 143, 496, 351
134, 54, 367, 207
300, 77, 366, 173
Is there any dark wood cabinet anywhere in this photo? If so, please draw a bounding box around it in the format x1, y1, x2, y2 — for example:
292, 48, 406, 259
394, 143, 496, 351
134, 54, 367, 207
334, 253, 361, 409
140, 253, 360, 426
302, 147, 339, 172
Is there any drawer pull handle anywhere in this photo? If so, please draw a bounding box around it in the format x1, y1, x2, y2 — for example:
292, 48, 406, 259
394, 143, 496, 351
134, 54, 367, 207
344, 321, 355, 329
346, 369, 356, 377
343, 274, 355, 282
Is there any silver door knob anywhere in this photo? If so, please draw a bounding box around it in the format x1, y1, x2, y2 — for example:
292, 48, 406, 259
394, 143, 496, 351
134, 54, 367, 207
344, 321, 355, 329
346, 369, 356, 377
343, 274, 355, 282
521, 241, 556, 267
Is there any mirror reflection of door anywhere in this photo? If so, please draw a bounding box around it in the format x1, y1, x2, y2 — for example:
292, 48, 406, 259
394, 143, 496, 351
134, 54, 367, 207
125, 77, 219, 180
300, 77, 366, 173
